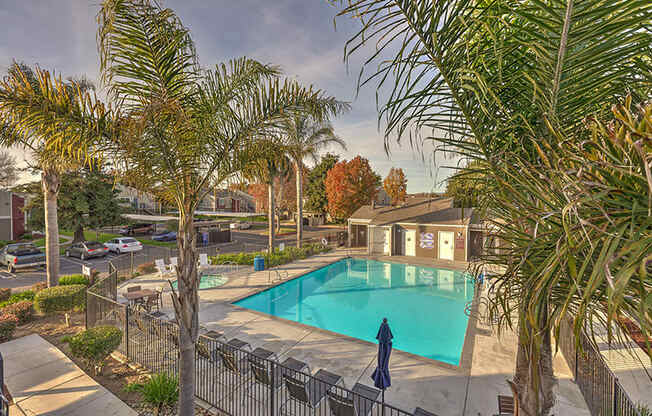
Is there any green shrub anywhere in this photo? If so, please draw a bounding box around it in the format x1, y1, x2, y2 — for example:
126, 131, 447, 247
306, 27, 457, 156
0, 290, 35, 308
1, 301, 33, 325
31, 282, 48, 293
0, 313, 18, 342
210, 243, 332, 268
34, 285, 86, 314
0, 288, 10, 302
59, 274, 90, 286
137, 262, 156, 274
125, 373, 178, 410
65, 326, 122, 373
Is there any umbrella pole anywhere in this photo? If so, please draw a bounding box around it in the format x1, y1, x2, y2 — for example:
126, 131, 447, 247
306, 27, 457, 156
382, 389, 385, 416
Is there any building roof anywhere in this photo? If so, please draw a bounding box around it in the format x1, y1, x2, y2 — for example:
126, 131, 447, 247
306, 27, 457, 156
349, 197, 478, 226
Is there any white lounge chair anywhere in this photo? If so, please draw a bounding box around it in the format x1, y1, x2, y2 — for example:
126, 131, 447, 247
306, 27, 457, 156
168, 257, 178, 273
155, 259, 171, 277
198, 253, 209, 269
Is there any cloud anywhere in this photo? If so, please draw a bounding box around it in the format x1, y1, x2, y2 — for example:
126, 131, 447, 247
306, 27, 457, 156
0, 0, 460, 192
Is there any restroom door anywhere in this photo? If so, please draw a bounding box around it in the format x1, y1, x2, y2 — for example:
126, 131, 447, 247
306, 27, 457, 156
438, 231, 454, 260
405, 230, 416, 256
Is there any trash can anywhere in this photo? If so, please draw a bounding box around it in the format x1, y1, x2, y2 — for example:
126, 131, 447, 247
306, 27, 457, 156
254, 256, 265, 271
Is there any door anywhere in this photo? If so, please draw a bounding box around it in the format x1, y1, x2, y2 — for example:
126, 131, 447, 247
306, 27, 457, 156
438, 231, 454, 260
383, 228, 391, 255
405, 230, 416, 256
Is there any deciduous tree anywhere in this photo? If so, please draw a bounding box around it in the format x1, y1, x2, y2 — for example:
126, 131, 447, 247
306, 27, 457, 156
0, 151, 18, 188
382, 167, 407, 205
325, 156, 380, 221
304, 153, 339, 213
19, 167, 123, 242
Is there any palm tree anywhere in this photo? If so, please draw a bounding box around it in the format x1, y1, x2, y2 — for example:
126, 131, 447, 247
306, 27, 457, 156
283, 116, 348, 247
96, 1, 345, 413
243, 140, 293, 252
0, 63, 107, 286
333, 1, 651, 414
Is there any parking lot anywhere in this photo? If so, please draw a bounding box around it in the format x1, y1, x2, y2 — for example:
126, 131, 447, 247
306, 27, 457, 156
0, 227, 344, 291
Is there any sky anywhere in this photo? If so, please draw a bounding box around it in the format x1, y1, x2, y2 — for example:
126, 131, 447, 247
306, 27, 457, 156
0, 0, 460, 192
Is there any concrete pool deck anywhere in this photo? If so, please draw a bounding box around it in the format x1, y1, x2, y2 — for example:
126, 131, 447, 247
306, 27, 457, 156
119, 249, 590, 415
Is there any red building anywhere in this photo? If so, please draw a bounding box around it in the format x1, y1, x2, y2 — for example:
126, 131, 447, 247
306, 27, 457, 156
0, 191, 25, 241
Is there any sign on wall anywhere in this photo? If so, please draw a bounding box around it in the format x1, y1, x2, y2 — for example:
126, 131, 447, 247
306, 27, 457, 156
420, 232, 434, 249
455, 232, 465, 249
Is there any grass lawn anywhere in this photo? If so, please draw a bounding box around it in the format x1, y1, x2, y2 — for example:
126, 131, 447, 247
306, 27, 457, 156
33, 237, 68, 247
263, 227, 295, 235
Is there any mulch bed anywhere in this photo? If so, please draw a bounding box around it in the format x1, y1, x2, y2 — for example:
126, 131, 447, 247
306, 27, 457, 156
9, 313, 219, 416
618, 316, 652, 354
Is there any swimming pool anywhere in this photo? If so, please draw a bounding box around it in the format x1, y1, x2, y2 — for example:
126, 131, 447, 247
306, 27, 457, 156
235, 258, 474, 365
171, 274, 227, 290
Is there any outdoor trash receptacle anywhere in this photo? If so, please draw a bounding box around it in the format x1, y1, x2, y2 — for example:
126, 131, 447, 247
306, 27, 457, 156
254, 256, 265, 271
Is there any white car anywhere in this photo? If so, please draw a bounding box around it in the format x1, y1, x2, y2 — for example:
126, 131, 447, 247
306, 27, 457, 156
230, 221, 251, 230
104, 237, 143, 254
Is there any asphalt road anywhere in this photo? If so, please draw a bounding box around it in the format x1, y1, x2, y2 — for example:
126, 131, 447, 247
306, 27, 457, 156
0, 226, 344, 291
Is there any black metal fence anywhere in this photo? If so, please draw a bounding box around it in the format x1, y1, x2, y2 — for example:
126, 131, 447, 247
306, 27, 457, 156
87, 263, 418, 416
559, 319, 642, 416
0, 352, 8, 416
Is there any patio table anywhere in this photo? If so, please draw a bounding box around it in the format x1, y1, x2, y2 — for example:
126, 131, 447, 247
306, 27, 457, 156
122, 289, 156, 306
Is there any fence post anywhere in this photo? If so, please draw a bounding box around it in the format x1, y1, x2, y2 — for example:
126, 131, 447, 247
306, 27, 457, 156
125, 306, 130, 359
130, 252, 134, 276
269, 360, 275, 416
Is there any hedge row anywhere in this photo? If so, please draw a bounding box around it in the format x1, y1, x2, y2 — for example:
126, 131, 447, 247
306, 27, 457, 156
2, 301, 33, 325
210, 244, 332, 268
59, 274, 90, 286
0, 290, 35, 309
0, 314, 18, 342
65, 326, 122, 371
34, 285, 86, 314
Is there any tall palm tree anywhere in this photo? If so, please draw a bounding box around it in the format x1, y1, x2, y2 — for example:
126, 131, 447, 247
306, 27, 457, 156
243, 140, 293, 252
96, 1, 345, 413
283, 115, 348, 247
0, 63, 107, 286
333, 1, 651, 414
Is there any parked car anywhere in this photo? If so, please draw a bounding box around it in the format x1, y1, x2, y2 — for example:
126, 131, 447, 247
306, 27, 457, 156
65, 241, 108, 260
152, 230, 177, 242
104, 237, 143, 254
119, 223, 155, 236
230, 221, 251, 230
0, 243, 46, 273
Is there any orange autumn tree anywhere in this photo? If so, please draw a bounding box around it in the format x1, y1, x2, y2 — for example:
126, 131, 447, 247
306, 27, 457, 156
383, 167, 407, 205
325, 156, 380, 221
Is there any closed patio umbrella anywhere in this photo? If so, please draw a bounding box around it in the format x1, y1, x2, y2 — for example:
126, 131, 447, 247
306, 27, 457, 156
371, 317, 393, 414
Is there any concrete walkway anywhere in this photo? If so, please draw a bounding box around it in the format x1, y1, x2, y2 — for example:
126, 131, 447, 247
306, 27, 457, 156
0, 334, 136, 416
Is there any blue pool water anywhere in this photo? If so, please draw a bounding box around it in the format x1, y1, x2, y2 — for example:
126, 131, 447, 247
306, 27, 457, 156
172, 274, 227, 290
235, 258, 474, 365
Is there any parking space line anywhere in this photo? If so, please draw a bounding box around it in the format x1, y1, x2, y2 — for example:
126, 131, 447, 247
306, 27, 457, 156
60, 257, 86, 267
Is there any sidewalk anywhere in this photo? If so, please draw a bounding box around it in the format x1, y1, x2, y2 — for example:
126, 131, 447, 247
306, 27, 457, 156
0, 334, 136, 416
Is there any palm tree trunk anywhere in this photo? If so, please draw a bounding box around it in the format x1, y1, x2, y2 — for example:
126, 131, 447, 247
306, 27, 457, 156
295, 161, 303, 248
171, 207, 199, 416
42, 170, 60, 287
268, 181, 275, 252
513, 305, 556, 416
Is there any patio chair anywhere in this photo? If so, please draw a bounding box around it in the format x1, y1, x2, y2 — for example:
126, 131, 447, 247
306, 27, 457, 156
168, 257, 178, 273
155, 259, 171, 277
413, 407, 439, 416
494, 380, 518, 416
327, 383, 381, 416
242, 354, 284, 408
281, 370, 343, 415
143, 293, 160, 313
198, 253, 209, 269
127, 285, 141, 292
213, 344, 253, 402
